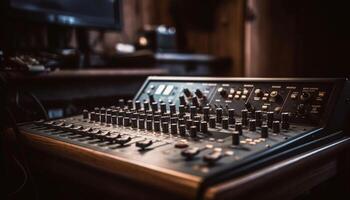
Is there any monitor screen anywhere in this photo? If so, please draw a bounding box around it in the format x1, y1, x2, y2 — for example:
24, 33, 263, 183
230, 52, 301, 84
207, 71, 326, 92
9, 0, 122, 30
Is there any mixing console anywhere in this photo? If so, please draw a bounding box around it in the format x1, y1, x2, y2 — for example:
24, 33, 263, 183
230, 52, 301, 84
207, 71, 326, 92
18, 77, 350, 199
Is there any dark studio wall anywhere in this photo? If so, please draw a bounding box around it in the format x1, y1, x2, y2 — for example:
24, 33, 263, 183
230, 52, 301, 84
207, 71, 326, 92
245, 0, 350, 77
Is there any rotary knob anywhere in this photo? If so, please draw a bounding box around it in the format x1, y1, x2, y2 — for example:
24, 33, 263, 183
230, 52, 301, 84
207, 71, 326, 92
218, 87, 228, 98
183, 88, 192, 98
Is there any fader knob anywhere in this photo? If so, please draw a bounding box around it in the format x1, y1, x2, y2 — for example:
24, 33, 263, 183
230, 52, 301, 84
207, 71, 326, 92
139, 119, 145, 130
232, 131, 240, 145
195, 89, 204, 99
235, 123, 243, 135
83, 109, 89, 119
106, 114, 112, 124
123, 117, 130, 127
160, 103, 167, 114
272, 121, 280, 133
90, 112, 96, 121
179, 95, 187, 106
149, 94, 155, 103
249, 119, 256, 131
190, 106, 197, 119
162, 122, 169, 133
171, 124, 178, 134
241, 109, 248, 126
146, 120, 153, 131
190, 126, 197, 138
261, 125, 268, 138
179, 124, 186, 136
209, 117, 216, 128
203, 107, 210, 122
100, 114, 106, 123
111, 115, 117, 124
222, 118, 229, 129
170, 104, 176, 115
267, 111, 274, 128
118, 99, 125, 108
228, 109, 235, 124
200, 121, 208, 133
154, 121, 161, 132
131, 118, 137, 128
255, 110, 262, 127
281, 112, 290, 129
192, 97, 199, 107
143, 101, 150, 111
135, 101, 141, 111
151, 102, 158, 112
179, 105, 186, 117
127, 100, 133, 109
216, 108, 223, 123
183, 88, 192, 98
117, 116, 123, 126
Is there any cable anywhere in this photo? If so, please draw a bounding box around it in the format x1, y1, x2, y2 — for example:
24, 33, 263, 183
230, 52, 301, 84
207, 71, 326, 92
5, 108, 37, 200
21, 90, 49, 120
7, 154, 28, 198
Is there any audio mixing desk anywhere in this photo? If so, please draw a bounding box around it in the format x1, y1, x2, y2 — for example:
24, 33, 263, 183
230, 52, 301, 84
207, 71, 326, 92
17, 77, 350, 199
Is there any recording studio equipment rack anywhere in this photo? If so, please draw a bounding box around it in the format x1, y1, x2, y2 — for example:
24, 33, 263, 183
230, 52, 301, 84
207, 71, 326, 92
18, 77, 350, 199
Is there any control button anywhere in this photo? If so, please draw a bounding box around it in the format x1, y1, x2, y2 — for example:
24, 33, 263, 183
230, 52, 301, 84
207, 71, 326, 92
186, 119, 193, 130
254, 88, 263, 97
160, 103, 167, 114
270, 91, 283, 103
234, 94, 240, 99
229, 88, 235, 94
232, 131, 240, 145
261, 125, 268, 138
179, 105, 186, 117
272, 121, 280, 133
300, 92, 311, 102
203, 149, 223, 165
118, 99, 125, 108
194, 121, 200, 131
117, 116, 123, 126
163, 85, 174, 96
218, 87, 228, 98
136, 140, 153, 150
243, 89, 249, 95
181, 147, 200, 159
